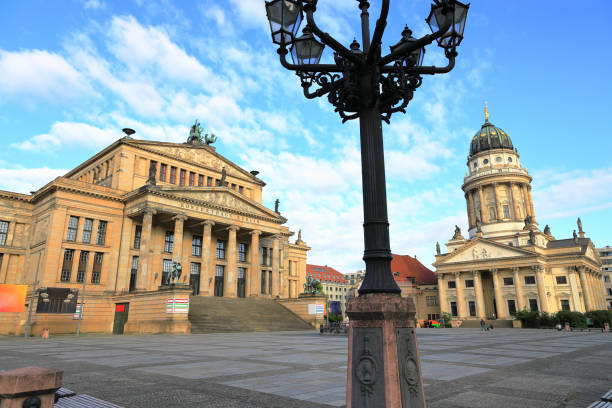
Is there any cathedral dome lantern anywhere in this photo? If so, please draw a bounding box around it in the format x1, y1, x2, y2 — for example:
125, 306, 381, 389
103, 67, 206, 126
462, 104, 536, 239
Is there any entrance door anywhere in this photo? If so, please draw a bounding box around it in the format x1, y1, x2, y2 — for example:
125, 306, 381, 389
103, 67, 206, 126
214, 265, 224, 297
237, 267, 246, 298
190, 274, 200, 295
112, 303, 129, 334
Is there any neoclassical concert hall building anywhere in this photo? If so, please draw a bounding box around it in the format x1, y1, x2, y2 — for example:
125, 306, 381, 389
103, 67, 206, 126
0, 132, 309, 334
434, 108, 606, 321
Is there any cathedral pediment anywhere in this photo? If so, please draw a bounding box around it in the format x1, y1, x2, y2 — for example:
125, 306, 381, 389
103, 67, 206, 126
436, 239, 534, 266
151, 187, 283, 221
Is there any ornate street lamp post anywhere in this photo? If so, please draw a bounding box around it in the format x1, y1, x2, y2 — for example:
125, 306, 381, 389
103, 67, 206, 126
266, 1, 468, 406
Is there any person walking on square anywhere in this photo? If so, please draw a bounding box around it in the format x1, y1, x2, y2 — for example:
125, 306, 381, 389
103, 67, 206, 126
480, 319, 486, 331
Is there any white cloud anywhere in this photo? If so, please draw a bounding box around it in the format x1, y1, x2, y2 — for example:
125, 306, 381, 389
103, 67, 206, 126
83, 0, 105, 10
11, 122, 120, 151
0, 49, 94, 104
0, 167, 68, 194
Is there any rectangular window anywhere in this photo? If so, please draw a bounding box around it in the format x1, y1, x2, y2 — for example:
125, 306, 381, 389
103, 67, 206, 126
447, 280, 456, 289
198, 174, 204, 186
556, 276, 568, 285
82, 218, 93, 243
268, 271, 272, 294
238, 267, 246, 279
503, 277, 514, 286
216, 240, 226, 259
96, 220, 107, 245
189, 172, 195, 186
604, 275, 610, 283
238, 186, 244, 194
450, 301, 458, 317
180, 169, 186, 186
134, 225, 142, 249
468, 301, 476, 316
426, 296, 438, 306
507, 299, 517, 315
0, 220, 8, 246
207, 176, 213, 186
465, 279, 474, 288
162, 259, 172, 284
238, 243, 248, 262
192, 235, 202, 256
170, 166, 177, 184
261, 270, 266, 294
215, 265, 224, 277
164, 231, 174, 253
524, 275, 536, 285
129, 256, 138, 293
261, 247, 268, 265
560, 299, 570, 311
66, 216, 79, 242
190, 262, 201, 276
159, 163, 167, 182
529, 298, 538, 311
216, 179, 221, 186
76, 251, 89, 283
503, 205, 510, 218
91, 252, 103, 283
607, 288, 612, 296
61, 249, 75, 282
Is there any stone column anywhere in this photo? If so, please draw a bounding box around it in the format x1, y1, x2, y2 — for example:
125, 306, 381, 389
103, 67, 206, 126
454, 272, 466, 318
478, 186, 487, 223
521, 184, 532, 218
172, 215, 187, 264
492, 183, 502, 220
249, 230, 261, 296
225, 225, 239, 297
511, 183, 522, 220
535, 266, 548, 313
577, 266, 592, 311
272, 235, 280, 297
0, 253, 9, 283
568, 267, 583, 312
473, 270, 486, 318
468, 191, 477, 228
507, 183, 516, 220
199, 220, 214, 295
527, 185, 536, 222
136, 208, 156, 291
437, 273, 448, 314
115, 217, 133, 292
492, 269, 507, 318
513, 267, 525, 311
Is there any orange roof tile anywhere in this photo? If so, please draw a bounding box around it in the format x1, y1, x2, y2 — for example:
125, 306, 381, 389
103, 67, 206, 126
306, 264, 347, 284
390, 254, 436, 285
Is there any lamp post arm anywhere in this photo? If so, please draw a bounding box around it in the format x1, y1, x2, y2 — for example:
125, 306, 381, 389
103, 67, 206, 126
365, 0, 389, 65
302, 77, 344, 99
381, 51, 456, 75
305, 9, 364, 67
278, 48, 343, 73
379, 19, 452, 66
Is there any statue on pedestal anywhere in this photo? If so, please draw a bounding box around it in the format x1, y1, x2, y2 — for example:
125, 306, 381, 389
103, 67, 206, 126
436, 242, 441, 255
166, 261, 182, 285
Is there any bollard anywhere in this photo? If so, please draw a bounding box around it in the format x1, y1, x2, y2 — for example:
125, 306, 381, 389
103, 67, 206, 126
41, 328, 49, 340
605, 323, 610, 333
0, 367, 62, 408
564, 322, 570, 332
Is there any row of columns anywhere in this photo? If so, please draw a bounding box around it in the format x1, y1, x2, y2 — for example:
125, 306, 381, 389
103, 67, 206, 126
439, 265, 606, 319
134, 208, 283, 298
465, 182, 535, 228
439, 266, 547, 319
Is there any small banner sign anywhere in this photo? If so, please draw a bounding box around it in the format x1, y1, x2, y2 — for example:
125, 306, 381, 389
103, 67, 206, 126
0, 284, 27, 313
308, 303, 325, 315
166, 297, 189, 314
72, 303, 82, 320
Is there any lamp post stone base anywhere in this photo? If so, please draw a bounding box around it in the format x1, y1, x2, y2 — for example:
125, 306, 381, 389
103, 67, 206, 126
346, 293, 426, 408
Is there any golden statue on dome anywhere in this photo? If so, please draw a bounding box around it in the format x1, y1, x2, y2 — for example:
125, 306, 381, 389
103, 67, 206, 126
484, 101, 489, 122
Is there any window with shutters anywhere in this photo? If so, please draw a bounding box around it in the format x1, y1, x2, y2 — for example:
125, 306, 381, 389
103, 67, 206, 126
61, 249, 75, 282
91, 252, 103, 283
76, 251, 89, 283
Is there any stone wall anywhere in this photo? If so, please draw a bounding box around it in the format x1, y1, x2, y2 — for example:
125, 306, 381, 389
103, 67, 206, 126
277, 294, 326, 328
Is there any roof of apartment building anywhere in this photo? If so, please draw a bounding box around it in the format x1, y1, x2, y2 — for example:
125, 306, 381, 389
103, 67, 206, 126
307, 264, 347, 284
390, 254, 437, 285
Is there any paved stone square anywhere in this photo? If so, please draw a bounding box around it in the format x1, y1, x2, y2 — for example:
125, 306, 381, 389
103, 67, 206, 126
1, 329, 612, 407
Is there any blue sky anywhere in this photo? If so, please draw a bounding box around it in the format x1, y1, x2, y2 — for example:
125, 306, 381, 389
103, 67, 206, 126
1, 1, 611, 274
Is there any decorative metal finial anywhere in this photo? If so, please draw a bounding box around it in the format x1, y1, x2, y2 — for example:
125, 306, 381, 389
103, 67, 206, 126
484, 101, 489, 122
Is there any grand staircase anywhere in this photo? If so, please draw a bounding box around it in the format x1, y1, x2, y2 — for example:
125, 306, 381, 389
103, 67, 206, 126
188, 296, 314, 333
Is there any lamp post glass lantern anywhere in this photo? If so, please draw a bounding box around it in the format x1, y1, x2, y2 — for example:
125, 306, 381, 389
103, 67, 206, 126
266, 0, 468, 406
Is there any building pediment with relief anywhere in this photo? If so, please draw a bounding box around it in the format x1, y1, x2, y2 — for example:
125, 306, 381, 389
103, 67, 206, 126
436, 239, 535, 266
127, 186, 285, 223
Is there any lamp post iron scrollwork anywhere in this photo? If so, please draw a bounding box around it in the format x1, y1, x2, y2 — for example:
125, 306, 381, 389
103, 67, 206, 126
265, 0, 469, 405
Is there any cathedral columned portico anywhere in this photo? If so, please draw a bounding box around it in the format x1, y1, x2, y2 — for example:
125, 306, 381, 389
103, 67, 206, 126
434, 107, 606, 322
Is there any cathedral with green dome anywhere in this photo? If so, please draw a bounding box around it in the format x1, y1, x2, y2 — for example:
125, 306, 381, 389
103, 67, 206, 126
432, 106, 606, 324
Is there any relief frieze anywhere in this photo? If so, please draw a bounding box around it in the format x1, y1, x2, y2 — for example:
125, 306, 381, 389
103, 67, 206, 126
179, 202, 262, 225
